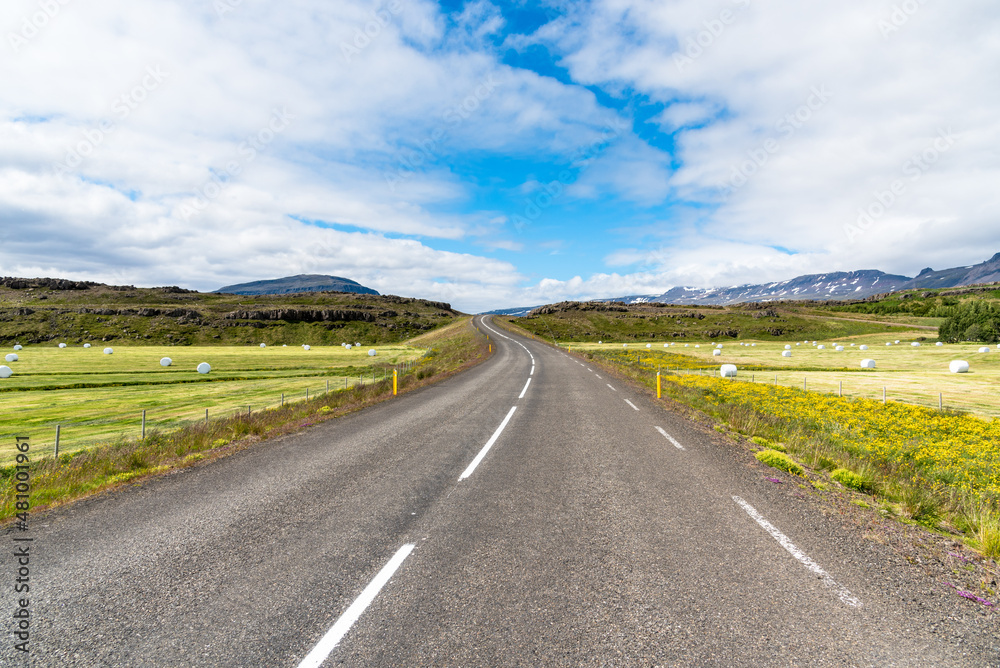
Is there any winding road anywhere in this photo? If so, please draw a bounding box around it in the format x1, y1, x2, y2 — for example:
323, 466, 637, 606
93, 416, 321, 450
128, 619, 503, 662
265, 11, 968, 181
3, 317, 997, 666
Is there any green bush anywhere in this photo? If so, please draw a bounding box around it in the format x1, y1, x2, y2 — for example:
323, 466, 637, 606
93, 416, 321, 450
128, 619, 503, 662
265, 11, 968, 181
755, 449, 804, 476
831, 468, 873, 493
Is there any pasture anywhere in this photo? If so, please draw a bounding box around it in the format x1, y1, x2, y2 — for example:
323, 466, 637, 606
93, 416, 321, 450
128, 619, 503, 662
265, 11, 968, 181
573, 333, 1000, 419
0, 343, 423, 465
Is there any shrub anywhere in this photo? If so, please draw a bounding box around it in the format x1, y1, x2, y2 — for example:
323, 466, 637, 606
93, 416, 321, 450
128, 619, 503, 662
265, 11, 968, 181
831, 468, 873, 493
755, 449, 804, 476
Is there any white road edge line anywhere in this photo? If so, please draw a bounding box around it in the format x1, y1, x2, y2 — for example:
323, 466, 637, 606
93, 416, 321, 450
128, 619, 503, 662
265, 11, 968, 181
654, 426, 685, 451
519, 377, 532, 399
624, 399, 639, 411
297, 544, 416, 668
732, 496, 862, 608
606, 384, 616, 391
459, 406, 518, 481
530, 366, 535, 376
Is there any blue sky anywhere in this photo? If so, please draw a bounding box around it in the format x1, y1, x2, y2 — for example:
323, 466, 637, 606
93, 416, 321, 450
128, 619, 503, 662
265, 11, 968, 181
1, 0, 998, 312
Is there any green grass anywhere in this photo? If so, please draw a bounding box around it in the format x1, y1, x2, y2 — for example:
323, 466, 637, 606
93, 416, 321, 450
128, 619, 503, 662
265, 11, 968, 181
755, 449, 804, 475
566, 339, 1000, 419
0, 317, 490, 521
0, 344, 423, 465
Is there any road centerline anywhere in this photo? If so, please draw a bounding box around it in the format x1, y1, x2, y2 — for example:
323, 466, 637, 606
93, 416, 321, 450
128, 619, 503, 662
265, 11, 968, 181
606, 384, 616, 391
518, 378, 531, 399
624, 399, 639, 411
297, 543, 416, 668
459, 406, 518, 481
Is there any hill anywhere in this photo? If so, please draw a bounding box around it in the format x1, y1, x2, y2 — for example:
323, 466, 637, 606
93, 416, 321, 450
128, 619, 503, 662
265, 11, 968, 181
0, 277, 458, 346
215, 274, 378, 296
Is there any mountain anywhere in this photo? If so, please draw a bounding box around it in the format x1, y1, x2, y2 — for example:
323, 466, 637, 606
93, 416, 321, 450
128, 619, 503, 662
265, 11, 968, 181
215, 274, 378, 296
898, 253, 1000, 290
481, 305, 541, 317
652, 270, 911, 305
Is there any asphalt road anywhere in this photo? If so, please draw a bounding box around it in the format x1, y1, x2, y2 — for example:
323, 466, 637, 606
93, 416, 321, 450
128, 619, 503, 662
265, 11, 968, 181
3, 316, 998, 666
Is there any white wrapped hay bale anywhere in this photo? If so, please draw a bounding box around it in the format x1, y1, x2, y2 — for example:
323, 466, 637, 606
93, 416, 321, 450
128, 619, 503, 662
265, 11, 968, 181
785, 345, 792, 350
894, 340, 900, 344
368, 349, 377, 357
58, 343, 67, 348
835, 346, 845, 352
5, 353, 17, 362
712, 349, 722, 357
160, 357, 172, 367
623, 344, 628, 348
345, 344, 352, 350
859, 345, 869, 351
716, 344, 723, 349
911, 342, 921, 347
979, 347, 991, 353
103, 347, 113, 355
936, 342, 944, 346
13, 345, 22, 351
720, 364, 737, 378
950, 360, 970, 373
886, 342, 892, 346
860, 359, 876, 369
694, 345, 700, 348
646, 343, 652, 349
817, 345, 826, 350
197, 362, 211, 374
782, 350, 792, 357
303, 345, 311, 351
0, 365, 12, 379
83, 343, 91, 348
260, 343, 266, 348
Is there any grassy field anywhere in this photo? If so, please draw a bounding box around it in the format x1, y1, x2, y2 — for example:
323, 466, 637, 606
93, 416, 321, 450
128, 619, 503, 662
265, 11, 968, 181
0, 343, 424, 465
564, 334, 1000, 419
0, 317, 490, 520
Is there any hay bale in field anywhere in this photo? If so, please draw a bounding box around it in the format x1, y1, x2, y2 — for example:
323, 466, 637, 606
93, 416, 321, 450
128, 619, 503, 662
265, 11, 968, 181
197, 362, 211, 374
346, 344, 352, 350
368, 349, 377, 357
886, 342, 892, 346
785, 345, 791, 349
818, 345, 826, 350
13, 345, 22, 351
720, 364, 737, 378
0, 366, 12, 379
160, 357, 172, 367
782, 351, 792, 357
712, 349, 722, 357
716, 344, 723, 349
979, 347, 991, 353
859, 345, 869, 350
623, 344, 628, 348
911, 342, 921, 347
860, 359, 876, 369
950, 360, 970, 373
835, 346, 845, 351
103, 348, 113, 355
58, 343, 67, 348
5, 353, 17, 362
260, 343, 266, 348
83, 343, 91, 348
646, 343, 652, 349
936, 342, 944, 346
303, 345, 311, 351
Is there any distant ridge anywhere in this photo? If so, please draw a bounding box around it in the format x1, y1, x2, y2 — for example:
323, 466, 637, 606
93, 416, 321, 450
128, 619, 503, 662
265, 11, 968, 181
215, 274, 379, 296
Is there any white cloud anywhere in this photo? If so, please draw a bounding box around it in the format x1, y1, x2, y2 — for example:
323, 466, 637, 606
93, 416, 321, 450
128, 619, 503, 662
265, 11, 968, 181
533, 0, 1000, 285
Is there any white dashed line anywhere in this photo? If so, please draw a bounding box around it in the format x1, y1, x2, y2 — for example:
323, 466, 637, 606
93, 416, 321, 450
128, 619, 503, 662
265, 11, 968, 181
518, 378, 531, 399
595, 374, 602, 379
297, 544, 416, 667
530, 365, 534, 376
733, 496, 862, 608
624, 399, 639, 411
459, 406, 517, 481
606, 384, 616, 391
654, 427, 685, 451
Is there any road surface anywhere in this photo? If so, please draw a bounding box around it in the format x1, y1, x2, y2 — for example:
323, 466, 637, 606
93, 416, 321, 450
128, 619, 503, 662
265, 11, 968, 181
3, 316, 997, 666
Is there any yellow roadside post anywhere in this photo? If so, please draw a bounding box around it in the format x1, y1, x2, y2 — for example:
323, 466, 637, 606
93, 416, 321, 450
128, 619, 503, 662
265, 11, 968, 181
657, 371, 661, 399
393, 369, 398, 395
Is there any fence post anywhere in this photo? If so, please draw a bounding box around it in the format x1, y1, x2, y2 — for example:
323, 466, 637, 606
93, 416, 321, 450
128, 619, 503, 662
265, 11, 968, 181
281, 393, 284, 407
54, 425, 60, 458
306, 388, 309, 400
804, 378, 807, 391
205, 408, 209, 424
839, 381, 842, 397
939, 393, 943, 410
327, 379, 330, 394
248, 405, 251, 417
883, 387, 886, 404
142, 409, 146, 439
